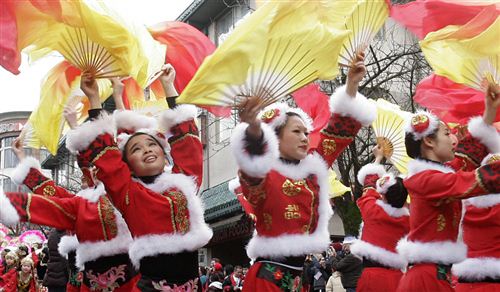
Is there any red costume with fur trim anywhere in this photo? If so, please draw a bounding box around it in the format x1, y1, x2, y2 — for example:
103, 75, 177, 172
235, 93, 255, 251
231, 86, 377, 292
0, 157, 138, 292
0, 270, 37, 292
352, 163, 409, 292
64, 106, 211, 289
397, 117, 500, 292
452, 154, 500, 292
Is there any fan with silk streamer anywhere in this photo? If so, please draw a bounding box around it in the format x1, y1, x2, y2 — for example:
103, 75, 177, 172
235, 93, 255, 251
176, 0, 351, 108
20, 61, 112, 154
21, 0, 165, 87
420, 9, 499, 91
371, 99, 412, 175
338, 0, 390, 67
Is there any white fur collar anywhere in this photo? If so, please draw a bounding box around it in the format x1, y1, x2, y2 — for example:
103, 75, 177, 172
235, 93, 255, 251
375, 200, 409, 218
407, 159, 454, 177
466, 194, 500, 208
76, 183, 106, 203
273, 152, 329, 180
134, 171, 199, 197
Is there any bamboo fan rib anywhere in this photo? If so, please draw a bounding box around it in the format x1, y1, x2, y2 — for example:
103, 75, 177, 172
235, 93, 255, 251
372, 101, 412, 174
339, 0, 388, 67
461, 55, 499, 90
218, 38, 320, 108
58, 27, 122, 78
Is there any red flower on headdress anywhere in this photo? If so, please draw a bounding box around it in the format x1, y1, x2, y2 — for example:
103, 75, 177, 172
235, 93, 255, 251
261, 109, 281, 124
411, 114, 430, 133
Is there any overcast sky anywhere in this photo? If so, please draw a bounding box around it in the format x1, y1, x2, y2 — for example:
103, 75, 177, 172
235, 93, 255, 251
0, 0, 193, 113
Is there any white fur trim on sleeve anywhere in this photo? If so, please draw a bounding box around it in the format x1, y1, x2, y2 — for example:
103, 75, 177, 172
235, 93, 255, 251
66, 113, 115, 153
376, 173, 397, 195
0, 189, 20, 226
75, 209, 132, 269
57, 235, 79, 259
230, 122, 279, 178
357, 163, 386, 185
396, 237, 467, 264
375, 200, 409, 218
468, 116, 500, 153
329, 85, 377, 126
481, 153, 500, 166
351, 239, 407, 269
160, 105, 198, 134
228, 178, 241, 195
452, 257, 500, 281
114, 110, 157, 133
11, 157, 41, 186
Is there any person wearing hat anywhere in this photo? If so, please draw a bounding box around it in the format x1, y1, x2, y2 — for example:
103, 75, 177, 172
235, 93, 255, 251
351, 145, 410, 292
396, 85, 500, 292
64, 65, 212, 290
231, 53, 376, 292
0, 99, 139, 290
329, 236, 363, 292
452, 153, 500, 292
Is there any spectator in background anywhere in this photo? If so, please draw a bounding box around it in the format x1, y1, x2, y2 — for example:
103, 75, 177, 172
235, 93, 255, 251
331, 237, 363, 292
43, 229, 68, 292
311, 256, 330, 292
223, 265, 243, 291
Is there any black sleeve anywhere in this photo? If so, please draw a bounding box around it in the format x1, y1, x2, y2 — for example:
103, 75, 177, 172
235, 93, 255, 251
166, 96, 178, 109
244, 129, 265, 155
88, 109, 103, 120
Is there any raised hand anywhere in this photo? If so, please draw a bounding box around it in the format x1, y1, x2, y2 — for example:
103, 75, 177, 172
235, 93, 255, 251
372, 144, 384, 164
80, 72, 101, 109
110, 78, 125, 110
12, 137, 26, 161
346, 52, 366, 97
158, 64, 178, 98
238, 96, 264, 139
63, 105, 78, 129
483, 83, 500, 125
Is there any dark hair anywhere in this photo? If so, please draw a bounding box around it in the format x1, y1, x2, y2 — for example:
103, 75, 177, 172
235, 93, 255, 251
199, 266, 207, 275
224, 264, 234, 276
405, 131, 437, 159
384, 177, 408, 208
274, 112, 303, 136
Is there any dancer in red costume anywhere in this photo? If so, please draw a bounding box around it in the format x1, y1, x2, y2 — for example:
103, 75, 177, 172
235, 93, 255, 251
64, 65, 211, 291
231, 53, 376, 292
452, 153, 500, 292
396, 85, 500, 292
352, 145, 410, 292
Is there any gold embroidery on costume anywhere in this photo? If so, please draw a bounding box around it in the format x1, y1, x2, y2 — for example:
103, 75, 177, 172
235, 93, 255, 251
284, 204, 301, 220
246, 185, 266, 206
170, 191, 189, 234
43, 185, 56, 197
322, 139, 337, 156
437, 214, 446, 232
303, 180, 316, 234
282, 179, 304, 197
99, 197, 118, 239
263, 213, 272, 230
91, 146, 120, 164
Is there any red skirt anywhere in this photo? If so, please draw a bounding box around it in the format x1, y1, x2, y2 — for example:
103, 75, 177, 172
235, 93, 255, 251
357, 267, 403, 292
455, 283, 500, 292
396, 263, 454, 292
242, 262, 305, 292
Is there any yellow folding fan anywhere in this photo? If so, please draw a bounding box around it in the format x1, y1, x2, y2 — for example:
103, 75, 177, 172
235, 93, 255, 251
371, 99, 413, 175
176, 0, 351, 108
420, 10, 499, 90
338, 0, 390, 67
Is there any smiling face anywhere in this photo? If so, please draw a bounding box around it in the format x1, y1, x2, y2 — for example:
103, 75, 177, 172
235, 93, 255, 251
278, 115, 310, 161
124, 134, 166, 177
